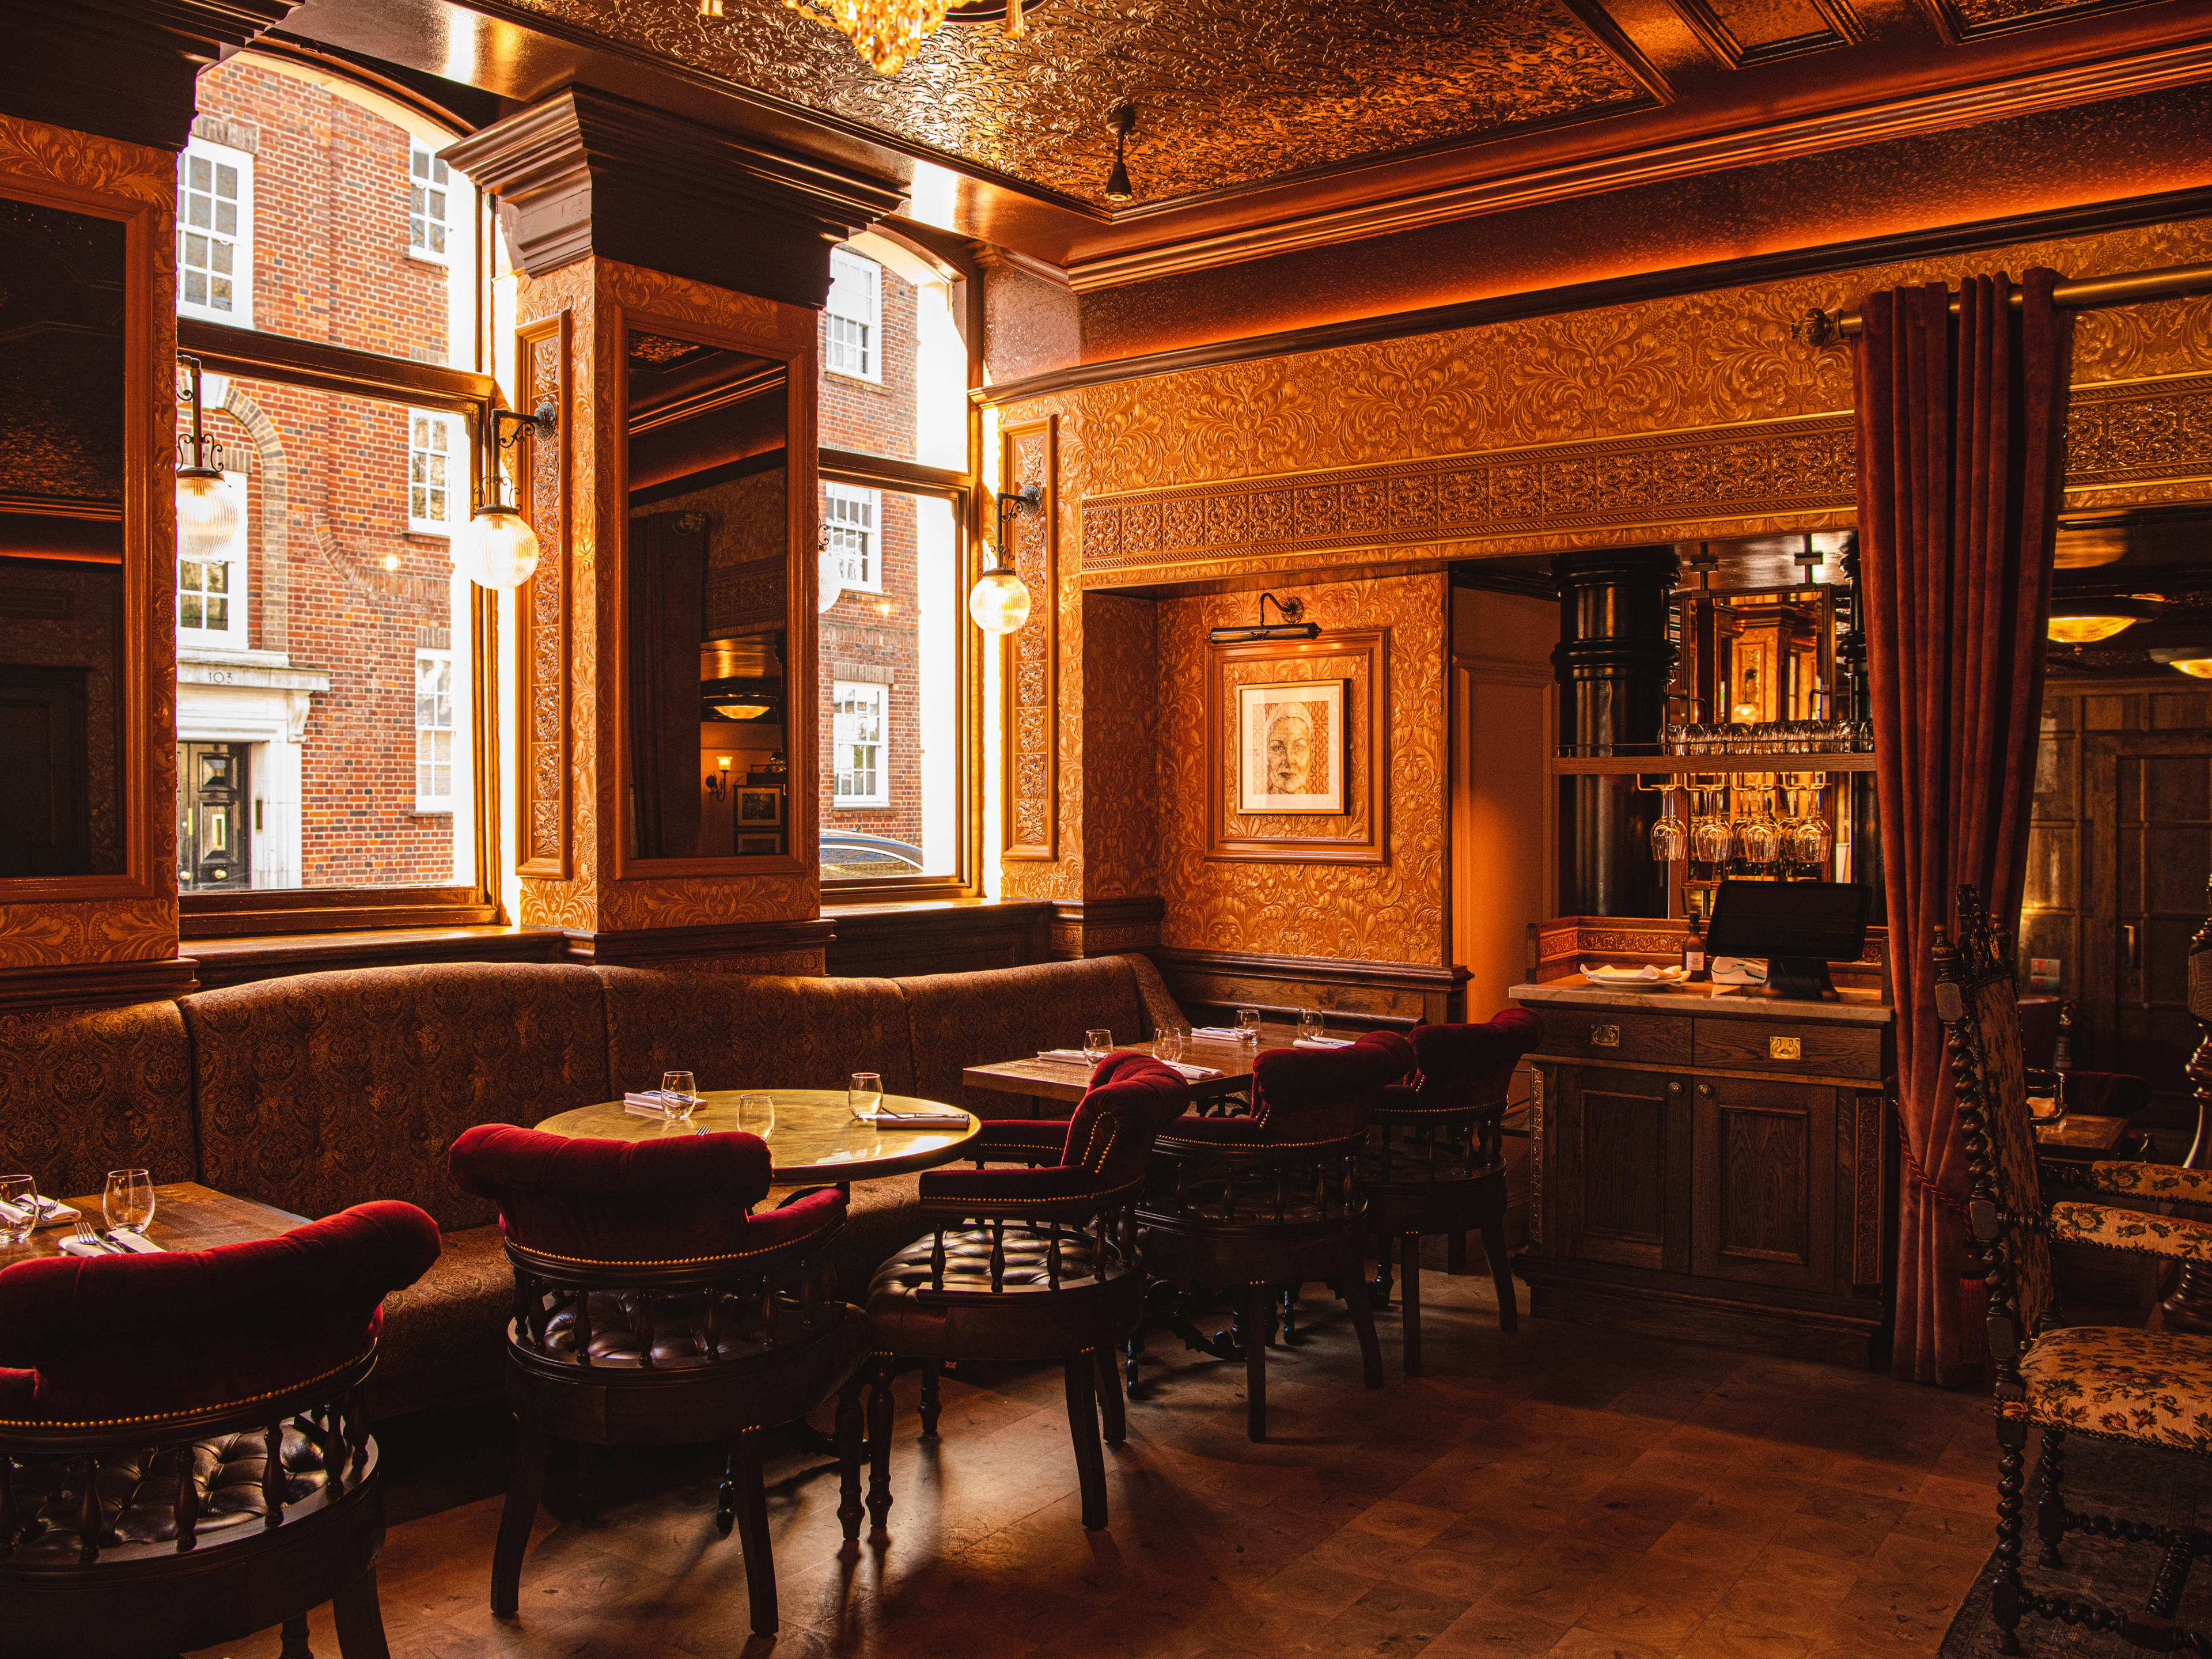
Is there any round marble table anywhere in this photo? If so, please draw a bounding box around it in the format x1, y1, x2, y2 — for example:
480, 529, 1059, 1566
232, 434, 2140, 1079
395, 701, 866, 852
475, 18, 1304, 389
533, 1090, 980, 1184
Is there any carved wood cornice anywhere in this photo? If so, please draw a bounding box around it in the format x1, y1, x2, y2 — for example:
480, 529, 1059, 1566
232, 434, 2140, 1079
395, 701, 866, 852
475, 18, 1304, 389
1075, 372, 2212, 581
0, 0, 299, 150
443, 88, 904, 308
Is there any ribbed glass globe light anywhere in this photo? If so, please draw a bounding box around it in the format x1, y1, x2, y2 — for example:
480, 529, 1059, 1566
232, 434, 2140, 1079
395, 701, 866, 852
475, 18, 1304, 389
175, 467, 239, 559
967, 564, 1031, 635
456, 503, 541, 589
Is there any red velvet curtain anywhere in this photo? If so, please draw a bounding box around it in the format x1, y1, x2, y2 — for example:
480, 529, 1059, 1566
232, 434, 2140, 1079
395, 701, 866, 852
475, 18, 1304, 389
1851, 271, 2071, 1387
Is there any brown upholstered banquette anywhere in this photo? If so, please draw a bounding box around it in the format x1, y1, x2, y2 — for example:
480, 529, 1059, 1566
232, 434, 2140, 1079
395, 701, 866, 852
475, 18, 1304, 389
0, 953, 1183, 1421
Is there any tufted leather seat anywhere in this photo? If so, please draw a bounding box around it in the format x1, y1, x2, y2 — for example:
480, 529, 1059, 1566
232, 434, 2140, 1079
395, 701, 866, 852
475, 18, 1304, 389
862, 1054, 1191, 1533
10, 1424, 334, 1554
1363, 1010, 1546, 1373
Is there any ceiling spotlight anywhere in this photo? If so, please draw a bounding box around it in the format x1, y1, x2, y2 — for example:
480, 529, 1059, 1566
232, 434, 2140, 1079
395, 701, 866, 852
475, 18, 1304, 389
1209, 592, 1319, 646
2047, 595, 2158, 645
1104, 105, 1135, 204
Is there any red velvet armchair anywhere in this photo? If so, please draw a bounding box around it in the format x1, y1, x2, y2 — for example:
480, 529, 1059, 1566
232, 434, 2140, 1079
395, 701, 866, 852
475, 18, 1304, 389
0, 1200, 441, 1659
864, 1052, 1191, 1532
448, 1124, 870, 1639
1366, 1010, 1545, 1372
1134, 1031, 1415, 1441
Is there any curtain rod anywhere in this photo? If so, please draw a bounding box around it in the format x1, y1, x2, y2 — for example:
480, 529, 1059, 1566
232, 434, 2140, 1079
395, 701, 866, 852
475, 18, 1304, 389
1791, 260, 2212, 349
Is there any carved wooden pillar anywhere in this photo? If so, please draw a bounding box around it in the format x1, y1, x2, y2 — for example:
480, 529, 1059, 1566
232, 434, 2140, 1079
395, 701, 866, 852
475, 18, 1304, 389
1554, 547, 1676, 918
450, 90, 900, 974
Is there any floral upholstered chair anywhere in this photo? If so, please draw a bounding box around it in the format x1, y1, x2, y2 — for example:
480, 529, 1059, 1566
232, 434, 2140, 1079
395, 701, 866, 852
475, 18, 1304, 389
1937, 884, 2212, 1656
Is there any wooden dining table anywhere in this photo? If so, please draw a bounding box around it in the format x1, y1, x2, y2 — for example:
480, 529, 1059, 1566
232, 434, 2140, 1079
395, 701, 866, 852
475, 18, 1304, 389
961, 1022, 1317, 1109
534, 1089, 981, 1183
0, 1181, 305, 1264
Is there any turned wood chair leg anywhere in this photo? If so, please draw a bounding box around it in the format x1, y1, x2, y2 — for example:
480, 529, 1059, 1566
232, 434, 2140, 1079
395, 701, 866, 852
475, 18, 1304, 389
1245, 1282, 1271, 1442
1993, 1419, 2028, 1655
866, 1360, 895, 1534
279, 1613, 313, 1659
1342, 1238, 1385, 1391
919, 1359, 942, 1438
836, 1374, 865, 1544
1447, 1230, 1468, 1275
490, 1425, 551, 1616
1480, 1210, 1517, 1334
1400, 1233, 1423, 1378
2036, 1427, 2067, 1569
730, 1429, 778, 1637
1095, 1343, 1129, 1445
332, 1565, 392, 1659
1063, 1351, 1109, 1531
1370, 1232, 1393, 1308
716, 1440, 738, 1537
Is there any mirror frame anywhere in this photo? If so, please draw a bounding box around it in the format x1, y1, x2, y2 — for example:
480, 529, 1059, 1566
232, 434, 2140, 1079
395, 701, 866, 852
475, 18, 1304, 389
0, 169, 162, 906
609, 302, 815, 880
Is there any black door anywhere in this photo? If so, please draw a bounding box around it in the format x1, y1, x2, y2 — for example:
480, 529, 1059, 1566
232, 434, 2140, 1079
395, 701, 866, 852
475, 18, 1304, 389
178, 741, 249, 890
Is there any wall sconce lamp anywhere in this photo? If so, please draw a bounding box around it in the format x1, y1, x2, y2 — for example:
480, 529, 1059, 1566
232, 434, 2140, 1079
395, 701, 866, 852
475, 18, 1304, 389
704, 755, 732, 801
2048, 595, 2158, 646
969, 482, 1043, 635
1104, 105, 1136, 204
175, 355, 240, 559
1209, 592, 1319, 646
457, 402, 556, 589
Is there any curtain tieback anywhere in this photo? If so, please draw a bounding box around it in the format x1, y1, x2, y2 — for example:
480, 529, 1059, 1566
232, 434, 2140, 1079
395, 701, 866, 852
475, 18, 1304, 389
1895, 1102, 1974, 1224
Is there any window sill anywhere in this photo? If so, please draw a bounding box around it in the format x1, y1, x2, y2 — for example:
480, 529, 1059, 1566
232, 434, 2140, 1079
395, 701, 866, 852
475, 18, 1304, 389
187, 923, 566, 989
411, 806, 454, 818
404, 251, 452, 269
403, 530, 452, 544
825, 368, 885, 388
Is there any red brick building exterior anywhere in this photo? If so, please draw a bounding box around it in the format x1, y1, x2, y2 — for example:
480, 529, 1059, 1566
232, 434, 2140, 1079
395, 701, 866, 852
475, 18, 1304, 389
817, 254, 926, 865
175, 57, 469, 891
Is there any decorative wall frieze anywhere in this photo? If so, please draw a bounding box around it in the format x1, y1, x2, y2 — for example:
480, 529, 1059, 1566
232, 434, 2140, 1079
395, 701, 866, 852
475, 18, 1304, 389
1080, 370, 2212, 579
1002, 415, 1060, 862
517, 309, 572, 882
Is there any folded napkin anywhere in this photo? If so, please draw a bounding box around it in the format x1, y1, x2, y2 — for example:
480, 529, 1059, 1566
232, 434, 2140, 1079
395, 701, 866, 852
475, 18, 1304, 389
59, 1230, 163, 1256
623, 1090, 698, 1118
873, 1110, 971, 1130
1579, 963, 1686, 983
1293, 1036, 1355, 1050
1161, 1060, 1223, 1080
1190, 1027, 1249, 1040
0, 1193, 78, 1230
1036, 1049, 1096, 1065
1711, 956, 1768, 986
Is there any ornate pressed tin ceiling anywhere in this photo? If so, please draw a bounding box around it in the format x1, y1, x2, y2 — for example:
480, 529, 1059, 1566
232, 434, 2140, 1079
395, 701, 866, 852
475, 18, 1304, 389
490, 0, 1651, 207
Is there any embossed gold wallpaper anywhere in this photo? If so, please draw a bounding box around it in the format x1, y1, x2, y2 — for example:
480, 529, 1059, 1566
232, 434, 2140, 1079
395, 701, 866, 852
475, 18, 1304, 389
998, 211, 2212, 970
1158, 576, 1446, 965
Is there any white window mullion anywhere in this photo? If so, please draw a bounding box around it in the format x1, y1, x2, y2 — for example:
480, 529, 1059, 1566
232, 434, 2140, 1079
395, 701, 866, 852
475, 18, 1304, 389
177, 137, 253, 327
825, 248, 882, 383
832, 680, 889, 808
823, 483, 880, 594
415, 650, 455, 811
407, 410, 457, 535
408, 140, 453, 262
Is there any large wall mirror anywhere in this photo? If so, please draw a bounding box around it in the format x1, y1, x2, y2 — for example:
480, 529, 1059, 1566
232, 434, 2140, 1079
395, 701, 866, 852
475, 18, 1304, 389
0, 191, 133, 883
621, 316, 806, 869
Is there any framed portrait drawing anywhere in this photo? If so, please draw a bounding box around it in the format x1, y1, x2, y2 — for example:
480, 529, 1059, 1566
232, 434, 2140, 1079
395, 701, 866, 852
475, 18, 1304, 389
1237, 680, 1347, 813
736, 787, 783, 827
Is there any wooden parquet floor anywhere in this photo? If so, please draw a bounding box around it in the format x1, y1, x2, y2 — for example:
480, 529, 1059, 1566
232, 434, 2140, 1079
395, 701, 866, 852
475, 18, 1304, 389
196, 1272, 1997, 1659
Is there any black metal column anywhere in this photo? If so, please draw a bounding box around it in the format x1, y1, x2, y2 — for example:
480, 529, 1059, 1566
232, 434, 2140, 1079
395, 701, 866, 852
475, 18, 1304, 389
1554, 547, 1676, 917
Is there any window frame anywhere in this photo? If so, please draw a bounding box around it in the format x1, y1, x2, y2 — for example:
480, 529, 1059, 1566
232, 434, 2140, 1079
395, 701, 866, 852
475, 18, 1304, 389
823, 482, 881, 594
824, 247, 882, 384
177, 134, 255, 328
407, 138, 453, 264
831, 679, 891, 809
413, 647, 456, 813
816, 228, 984, 906
176, 316, 502, 940
406, 408, 460, 536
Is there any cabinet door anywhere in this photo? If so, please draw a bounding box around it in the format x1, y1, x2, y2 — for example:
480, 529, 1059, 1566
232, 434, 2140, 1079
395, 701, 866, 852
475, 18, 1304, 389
1556, 1065, 1692, 1272
1691, 1077, 1836, 1292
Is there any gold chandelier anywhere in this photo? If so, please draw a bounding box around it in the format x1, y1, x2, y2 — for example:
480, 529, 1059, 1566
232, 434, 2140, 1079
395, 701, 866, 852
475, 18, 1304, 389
784, 0, 1024, 74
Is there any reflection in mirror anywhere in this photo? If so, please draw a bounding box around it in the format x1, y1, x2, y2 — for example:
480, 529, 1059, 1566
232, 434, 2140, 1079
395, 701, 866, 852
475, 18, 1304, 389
0, 197, 127, 878
1679, 585, 1835, 728
626, 329, 789, 859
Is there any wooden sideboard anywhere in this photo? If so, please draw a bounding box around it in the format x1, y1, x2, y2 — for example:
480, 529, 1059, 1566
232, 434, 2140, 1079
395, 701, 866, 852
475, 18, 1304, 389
1510, 976, 1896, 1365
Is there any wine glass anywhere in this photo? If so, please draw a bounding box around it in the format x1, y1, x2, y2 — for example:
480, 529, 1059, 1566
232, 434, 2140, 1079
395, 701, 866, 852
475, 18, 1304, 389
1154, 1025, 1187, 1065
1299, 1009, 1325, 1044
1650, 786, 1687, 863
1236, 1007, 1263, 1046
661, 1071, 699, 1125
848, 1072, 883, 1123
1786, 816, 1835, 880
1084, 1029, 1112, 1066
103, 1168, 155, 1237
737, 1092, 776, 1138
0, 1174, 36, 1247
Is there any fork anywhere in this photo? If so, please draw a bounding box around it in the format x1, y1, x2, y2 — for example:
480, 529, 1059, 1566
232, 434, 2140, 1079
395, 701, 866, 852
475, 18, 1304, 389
72, 1220, 119, 1254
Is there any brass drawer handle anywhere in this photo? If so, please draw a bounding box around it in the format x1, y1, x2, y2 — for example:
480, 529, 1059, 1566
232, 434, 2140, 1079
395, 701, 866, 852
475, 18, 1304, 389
1770, 1036, 1802, 1060
1666, 1081, 1682, 1095
1590, 1024, 1620, 1048
1698, 1082, 1713, 1097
